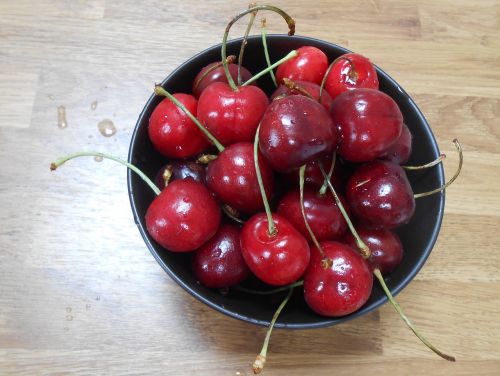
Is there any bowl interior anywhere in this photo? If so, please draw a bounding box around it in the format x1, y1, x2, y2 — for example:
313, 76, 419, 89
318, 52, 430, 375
128, 35, 445, 329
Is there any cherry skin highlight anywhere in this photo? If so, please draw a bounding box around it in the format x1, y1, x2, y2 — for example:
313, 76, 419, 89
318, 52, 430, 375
193, 62, 253, 98
380, 123, 413, 165
270, 80, 334, 111
154, 161, 206, 189
276, 46, 328, 85
145, 179, 221, 252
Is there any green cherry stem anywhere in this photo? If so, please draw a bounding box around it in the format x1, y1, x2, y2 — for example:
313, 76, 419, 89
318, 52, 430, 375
374, 269, 456, 361
260, 17, 277, 87
237, 3, 258, 86
154, 85, 225, 152
242, 50, 298, 87
50, 151, 161, 196
318, 151, 336, 195
222, 4, 296, 91
253, 287, 294, 374
403, 153, 446, 171
235, 280, 303, 295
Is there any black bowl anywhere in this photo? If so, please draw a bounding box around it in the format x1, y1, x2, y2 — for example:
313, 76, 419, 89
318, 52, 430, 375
127, 35, 445, 329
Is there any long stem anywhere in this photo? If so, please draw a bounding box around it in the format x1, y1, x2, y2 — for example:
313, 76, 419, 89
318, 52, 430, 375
253, 287, 294, 374
50, 152, 161, 196
237, 4, 257, 86
261, 17, 277, 87
242, 50, 298, 87
254, 126, 276, 236
283, 78, 314, 99
374, 269, 455, 362
319, 162, 370, 259
154, 86, 225, 152
319, 151, 336, 195
222, 5, 296, 91
403, 154, 446, 171
192, 55, 236, 94
414, 139, 463, 199
235, 280, 303, 295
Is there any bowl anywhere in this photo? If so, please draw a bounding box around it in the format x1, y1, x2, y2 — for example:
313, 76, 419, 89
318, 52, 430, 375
127, 35, 445, 329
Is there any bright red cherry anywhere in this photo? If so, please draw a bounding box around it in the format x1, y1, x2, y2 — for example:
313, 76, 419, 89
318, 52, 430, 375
192, 62, 253, 98
343, 228, 403, 275
270, 80, 333, 111
206, 142, 274, 214
240, 213, 310, 286
192, 224, 250, 288
276, 46, 328, 85
148, 94, 209, 158
380, 123, 412, 165
346, 160, 415, 229
197, 82, 269, 146
331, 88, 403, 163
277, 188, 348, 242
145, 179, 221, 252
324, 53, 379, 100
304, 241, 373, 317
259, 95, 338, 173
154, 161, 206, 189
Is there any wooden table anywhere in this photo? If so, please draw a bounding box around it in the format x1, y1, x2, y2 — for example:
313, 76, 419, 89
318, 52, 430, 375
1, 1, 499, 374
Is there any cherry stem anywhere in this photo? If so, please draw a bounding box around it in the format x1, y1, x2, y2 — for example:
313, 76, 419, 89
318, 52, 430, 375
197, 154, 218, 164
161, 165, 173, 188
283, 78, 314, 100
260, 17, 278, 87
222, 204, 245, 225
254, 125, 276, 236
319, 162, 371, 259
318, 151, 336, 195
50, 151, 161, 196
192, 55, 236, 94
414, 139, 463, 199
253, 287, 294, 374
237, 4, 258, 86
235, 280, 303, 295
404, 154, 446, 170
319, 55, 356, 101
242, 50, 298, 87
222, 5, 296, 91
154, 85, 225, 152
373, 268, 456, 361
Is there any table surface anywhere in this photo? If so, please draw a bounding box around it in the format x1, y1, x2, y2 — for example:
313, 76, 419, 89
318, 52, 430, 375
1, 1, 499, 375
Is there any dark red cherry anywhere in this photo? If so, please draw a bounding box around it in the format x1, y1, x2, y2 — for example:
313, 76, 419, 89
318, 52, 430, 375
192, 224, 250, 288
304, 241, 373, 317
206, 142, 274, 214
154, 161, 206, 189
277, 188, 348, 242
148, 94, 209, 158
197, 82, 269, 146
331, 88, 403, 163
240, 213, 310, 286
346, 160, 415, 229
259, 95, 338, 173
145, 179, 221, 252
276, 46, 328, 85
192, 62, 253, 98
324, 53, 379, 100
270, 80, 333, 111
343, 228, 403, 275
380, 123, 412, 165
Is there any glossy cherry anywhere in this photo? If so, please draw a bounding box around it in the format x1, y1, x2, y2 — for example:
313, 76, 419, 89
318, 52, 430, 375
380, 123, 412, 165
206, 142, 274, 214
148, 94, 209, 158
240, 213, 310, 286
259, 95, 338, 173
154, 161, 206, 189
331, 88, 403, 163
303, 241, 373, 317
324, 53, 379, 100
346, 160, 415, 229
145, 179, 221, 252
276, 46, 328, 85
193, 62, 253, 98
192, 224, 250, 288
270, 80, 333, 111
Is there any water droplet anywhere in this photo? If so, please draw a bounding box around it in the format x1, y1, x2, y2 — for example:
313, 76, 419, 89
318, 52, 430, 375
97, 119, 116, 137
95, 295, 101, 301
94, 155, 103, 163
86, 304, 92, 310
48, 94, 55, 100
91, 100, 98, 110
235, 371, 247, 376
57, 106, 68, 129
66, 307, 72, 313
66, 315, 73, 321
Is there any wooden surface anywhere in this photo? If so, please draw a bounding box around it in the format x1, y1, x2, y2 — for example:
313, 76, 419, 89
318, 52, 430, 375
1, 0, 499, 375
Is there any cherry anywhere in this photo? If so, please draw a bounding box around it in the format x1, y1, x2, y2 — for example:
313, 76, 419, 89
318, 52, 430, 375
206, 142, 274, 214
346, 160, 415, 230
148, 94, 210, 158
276, 46, 328, 85
331, 88, 403, 163
192, 224, 250, 288
303, 241, 373, 317
270, 79, 333, 111
380, 123, 412, 165
145, 179, 221, 252
154, 161, 206, 189
324, 53, 379, 100
259, 95, 338, 172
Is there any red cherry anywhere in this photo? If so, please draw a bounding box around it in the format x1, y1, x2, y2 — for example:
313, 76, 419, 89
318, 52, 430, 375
192, 62, 253, 98
240, 213, 310, 286
192, 224, 250, 288
380, 123, 412, 165
259, 95, 338, 173
148, 94, 210, 158
324, 53, 379, 100
145, 179, 221, 252
276, 46, 328, 85
154, 161, 206, 189
331, 88, 402, 163
270, 80, 333, 111
346, 160, 415, 229
304, 241, 373, 317
206, 142, 274, 214
277, 188, 348, 242
197, 82, 269, 146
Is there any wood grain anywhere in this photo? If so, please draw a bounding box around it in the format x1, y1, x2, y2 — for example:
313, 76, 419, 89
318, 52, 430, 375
1, 0, 499, 375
